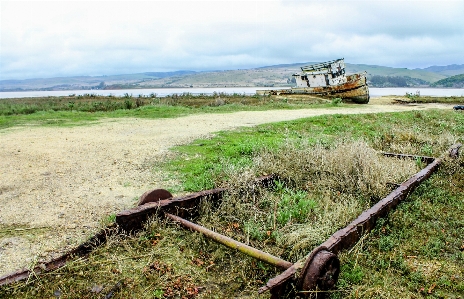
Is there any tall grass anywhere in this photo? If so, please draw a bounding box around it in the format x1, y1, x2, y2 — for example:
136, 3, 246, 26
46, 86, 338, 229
0, 93, 328, 117
0, 93, 332, 129
0, 94, 154, 115
198, 140, 419, 261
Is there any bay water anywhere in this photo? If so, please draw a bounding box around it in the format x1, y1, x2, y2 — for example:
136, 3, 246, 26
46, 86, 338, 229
0, 87, 463, 99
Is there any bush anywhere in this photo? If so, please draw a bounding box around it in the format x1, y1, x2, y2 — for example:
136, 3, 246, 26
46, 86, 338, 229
124, 99, 133, 109
331, 97, 342, 105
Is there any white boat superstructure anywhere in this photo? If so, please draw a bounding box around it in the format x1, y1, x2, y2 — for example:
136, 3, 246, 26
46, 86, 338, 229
293, 58, 347, 88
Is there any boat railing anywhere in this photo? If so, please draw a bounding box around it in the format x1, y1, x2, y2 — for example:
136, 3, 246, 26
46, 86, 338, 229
300, 58, 344, 73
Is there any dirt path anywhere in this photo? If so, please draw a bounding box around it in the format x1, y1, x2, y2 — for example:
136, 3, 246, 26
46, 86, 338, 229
0, 101, 453, 276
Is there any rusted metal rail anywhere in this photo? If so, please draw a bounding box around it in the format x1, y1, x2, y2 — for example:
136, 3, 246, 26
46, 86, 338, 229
0, 175, 277, 286
381, 152, 435, 164
116, 174, 277, 232
0, 224, 117, 286
260, 159, 442, 296
259, 143, 462, 297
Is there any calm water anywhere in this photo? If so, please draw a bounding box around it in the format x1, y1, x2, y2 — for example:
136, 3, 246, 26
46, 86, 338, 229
0, 87, 274, 99
0, 87, 463, 99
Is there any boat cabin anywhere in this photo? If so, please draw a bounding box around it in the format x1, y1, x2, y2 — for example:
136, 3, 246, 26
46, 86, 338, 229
292, 58, 347, 88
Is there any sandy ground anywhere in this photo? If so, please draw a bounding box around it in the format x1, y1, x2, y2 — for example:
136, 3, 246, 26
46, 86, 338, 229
0, 101, 453, 276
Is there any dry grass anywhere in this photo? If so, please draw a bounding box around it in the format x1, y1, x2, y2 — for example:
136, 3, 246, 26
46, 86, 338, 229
200, 140, 419, 260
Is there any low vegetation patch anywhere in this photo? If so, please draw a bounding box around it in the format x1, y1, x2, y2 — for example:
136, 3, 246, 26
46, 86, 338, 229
404, 91, 464, 104
0, 93, 330, 129
1, 110, 464, 298
0, 224, 50, 240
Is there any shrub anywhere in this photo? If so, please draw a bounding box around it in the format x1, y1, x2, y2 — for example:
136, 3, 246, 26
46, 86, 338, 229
124, 99, 133, 109
331, 97, 342, 105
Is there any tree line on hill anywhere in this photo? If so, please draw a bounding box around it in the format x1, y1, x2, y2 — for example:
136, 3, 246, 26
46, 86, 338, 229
366, 74, 464, 88
367, 75, 429, 87
430, 74, 464, 88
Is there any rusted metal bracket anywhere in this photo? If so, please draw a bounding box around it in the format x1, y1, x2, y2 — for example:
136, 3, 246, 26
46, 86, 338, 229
449, 143, 462, 159
259, 145, 461, 297
116, 174, 277, 232
117, 187, 227, 232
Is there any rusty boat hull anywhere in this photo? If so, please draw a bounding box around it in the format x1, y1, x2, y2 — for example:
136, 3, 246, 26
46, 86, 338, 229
259, 72, 370, 104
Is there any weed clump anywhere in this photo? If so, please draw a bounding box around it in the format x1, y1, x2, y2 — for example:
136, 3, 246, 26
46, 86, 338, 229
256, 140, 416, 200
196, 140, 419, 260
331, 97, 343, 105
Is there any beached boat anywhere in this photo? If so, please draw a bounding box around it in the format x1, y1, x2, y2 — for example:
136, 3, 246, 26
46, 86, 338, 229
257, 58, 370, 104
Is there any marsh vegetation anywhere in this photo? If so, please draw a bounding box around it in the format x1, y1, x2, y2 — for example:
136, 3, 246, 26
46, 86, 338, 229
0, 93, 333, 129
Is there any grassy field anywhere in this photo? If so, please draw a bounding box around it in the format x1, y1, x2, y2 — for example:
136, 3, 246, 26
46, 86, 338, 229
1, 97, 463, 298
3, 93, 464, 130
0, 93, 334, 129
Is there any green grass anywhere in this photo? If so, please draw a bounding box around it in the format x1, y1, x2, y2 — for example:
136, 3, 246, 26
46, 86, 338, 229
163, 109, 464, 297
168, 110, 463, 193
403, 94, 464, 104
335, 162, 464, 298
1, 109, 464, 298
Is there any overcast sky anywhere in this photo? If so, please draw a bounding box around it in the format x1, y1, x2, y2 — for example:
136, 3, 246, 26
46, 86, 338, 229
1, 0, 464, 80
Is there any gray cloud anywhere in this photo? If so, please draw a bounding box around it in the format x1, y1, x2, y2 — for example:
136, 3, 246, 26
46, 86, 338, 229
1, 0, 463, 80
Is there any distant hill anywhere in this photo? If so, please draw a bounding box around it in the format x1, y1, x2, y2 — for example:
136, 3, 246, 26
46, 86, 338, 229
0, 62, 461, 91
0, 71, 197, 92
419, 64, 464, 76
126, 62, 450, 89
346, 64, 446, 84
430, 73, 464, 88
368, 75, 429, 88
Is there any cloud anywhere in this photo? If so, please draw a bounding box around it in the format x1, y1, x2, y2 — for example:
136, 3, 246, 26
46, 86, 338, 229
1, 0, 463, 80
